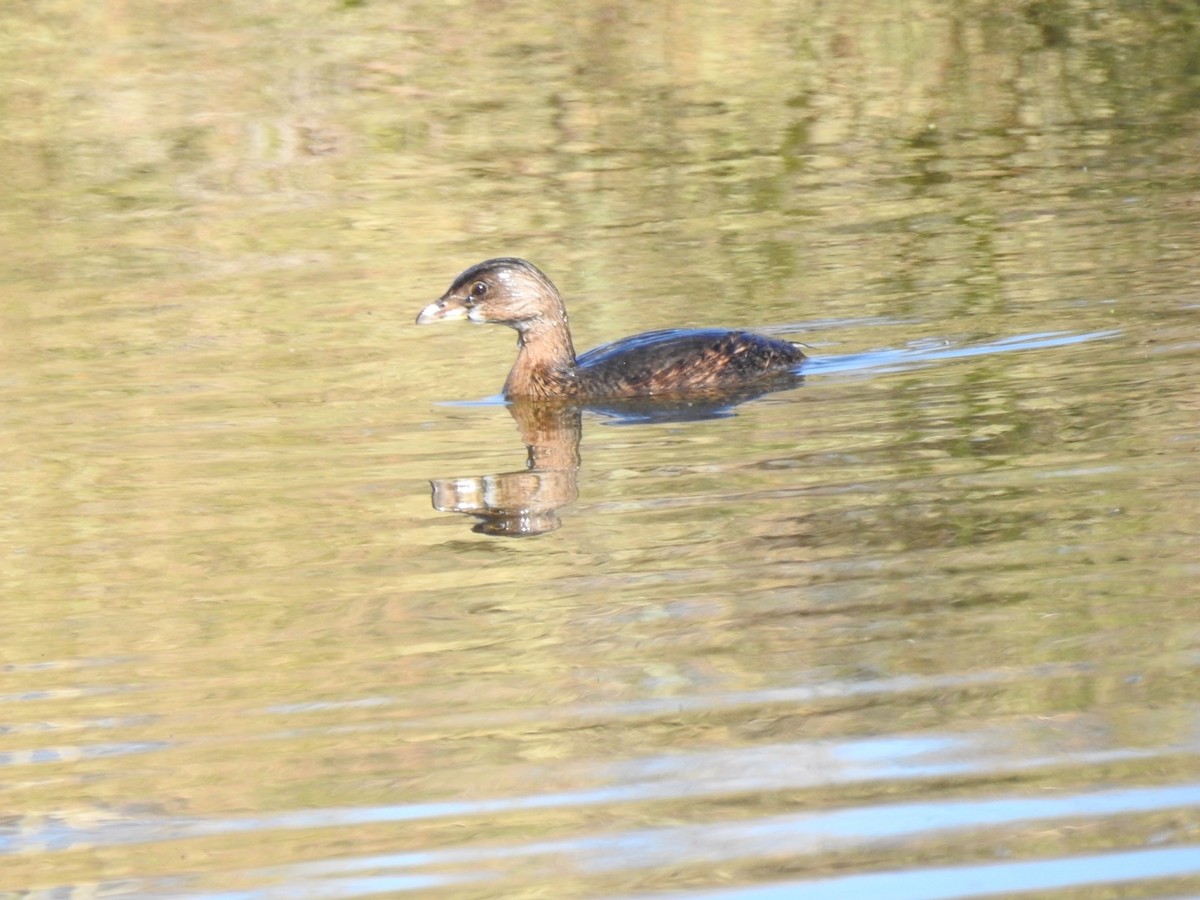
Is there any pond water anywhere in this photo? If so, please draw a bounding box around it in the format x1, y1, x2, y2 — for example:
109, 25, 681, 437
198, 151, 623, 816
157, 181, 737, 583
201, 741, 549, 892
2, 1, 1199, 897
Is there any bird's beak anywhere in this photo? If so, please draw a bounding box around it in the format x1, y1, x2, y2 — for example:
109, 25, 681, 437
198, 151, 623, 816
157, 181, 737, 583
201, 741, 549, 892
416, 296, 469, 325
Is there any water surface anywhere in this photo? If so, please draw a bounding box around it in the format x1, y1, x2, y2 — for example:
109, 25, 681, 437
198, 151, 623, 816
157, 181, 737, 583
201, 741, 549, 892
2, 1, 1199, 896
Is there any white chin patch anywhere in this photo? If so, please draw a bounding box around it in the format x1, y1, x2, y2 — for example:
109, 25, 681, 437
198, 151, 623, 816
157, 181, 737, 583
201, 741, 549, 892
468, 307, 486, 323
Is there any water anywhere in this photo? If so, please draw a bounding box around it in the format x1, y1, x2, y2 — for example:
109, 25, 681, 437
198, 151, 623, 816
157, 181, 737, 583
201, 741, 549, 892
2, 1, 1199, 897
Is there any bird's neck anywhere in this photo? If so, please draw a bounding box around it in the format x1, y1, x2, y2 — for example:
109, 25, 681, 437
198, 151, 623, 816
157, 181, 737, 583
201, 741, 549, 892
504, 314, 580, 400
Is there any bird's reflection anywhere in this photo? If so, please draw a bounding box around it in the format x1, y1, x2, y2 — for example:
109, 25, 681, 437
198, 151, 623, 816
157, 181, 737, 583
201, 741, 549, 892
428, 378, 802, 537
430, 401, 581, 536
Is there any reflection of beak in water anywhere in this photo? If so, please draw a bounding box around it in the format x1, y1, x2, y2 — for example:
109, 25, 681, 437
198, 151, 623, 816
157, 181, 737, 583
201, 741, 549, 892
429, 401, 581, 537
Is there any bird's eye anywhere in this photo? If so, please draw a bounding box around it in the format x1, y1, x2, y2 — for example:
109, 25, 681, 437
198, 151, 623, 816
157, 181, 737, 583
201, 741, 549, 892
461, 280, 489, 309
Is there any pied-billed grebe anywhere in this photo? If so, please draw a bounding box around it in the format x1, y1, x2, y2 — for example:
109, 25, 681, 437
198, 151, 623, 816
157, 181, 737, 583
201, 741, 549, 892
416, 258, 806, 400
